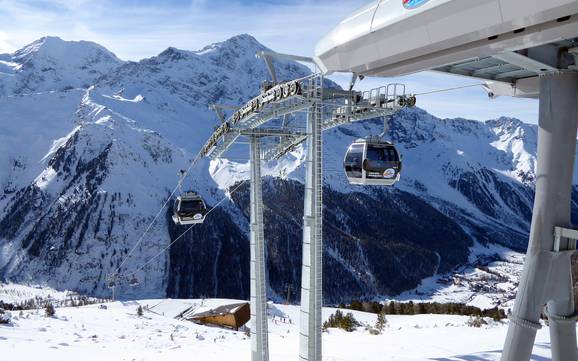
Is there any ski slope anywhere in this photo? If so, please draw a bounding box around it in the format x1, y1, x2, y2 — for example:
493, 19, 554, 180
0, 298, 556, 361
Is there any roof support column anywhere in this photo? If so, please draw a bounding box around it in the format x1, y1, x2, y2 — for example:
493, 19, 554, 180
299, 75, 323, 361
501, 72, 578, 361
249, 135, 269, 361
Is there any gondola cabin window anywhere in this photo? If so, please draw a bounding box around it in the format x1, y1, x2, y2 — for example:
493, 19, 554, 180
344, 143, 364, 178
179, 199, 204, 214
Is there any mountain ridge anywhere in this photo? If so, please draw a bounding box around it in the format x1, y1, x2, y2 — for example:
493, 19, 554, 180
0, 36, 123, 96
0, 35, 571, 305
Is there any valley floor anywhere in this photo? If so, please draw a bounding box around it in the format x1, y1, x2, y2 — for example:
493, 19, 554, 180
0, 298, 557, 361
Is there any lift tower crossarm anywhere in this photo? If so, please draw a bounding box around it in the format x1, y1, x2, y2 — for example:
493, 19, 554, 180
202, 71, 415, 161
263, 105, 399, 161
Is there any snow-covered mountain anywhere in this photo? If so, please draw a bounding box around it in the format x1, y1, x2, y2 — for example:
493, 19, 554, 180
0, 35, 573, 304
0, 36, 122, 96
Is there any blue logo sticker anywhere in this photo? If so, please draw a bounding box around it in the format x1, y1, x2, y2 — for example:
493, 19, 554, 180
403, 0, 430, 9
383, 168, 396, 179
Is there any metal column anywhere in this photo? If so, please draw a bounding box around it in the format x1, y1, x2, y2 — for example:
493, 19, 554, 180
299, 75, 323, 361
249, 135, 269, 361
501, 72, 578, 361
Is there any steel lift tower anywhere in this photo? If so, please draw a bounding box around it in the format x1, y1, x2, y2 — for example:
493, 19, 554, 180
501, 71, 578, 361
298, 75, 324, 361
315, 0, 578, 360
249, 134, 269, 361
200, 49, 412, 361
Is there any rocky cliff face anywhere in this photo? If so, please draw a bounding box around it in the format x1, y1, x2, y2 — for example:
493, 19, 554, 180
0, 35, 572, 304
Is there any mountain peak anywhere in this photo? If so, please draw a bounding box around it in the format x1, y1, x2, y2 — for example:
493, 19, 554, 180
11, 36, 62, 59
12, 36, 121, 64
0, 36, 123, 96
30, 35, 65, 47
194, 33, 267, 56
157, 46, 192, 61
223, 33, 262, 47
486, 116, 526, 132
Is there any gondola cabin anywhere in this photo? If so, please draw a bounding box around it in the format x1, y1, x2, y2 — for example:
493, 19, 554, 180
344, 138, 402, 186
172, 192, 207, 225
129, 275, 139, 287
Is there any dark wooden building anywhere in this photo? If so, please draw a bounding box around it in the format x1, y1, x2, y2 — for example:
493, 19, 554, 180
179, 302, 250, 331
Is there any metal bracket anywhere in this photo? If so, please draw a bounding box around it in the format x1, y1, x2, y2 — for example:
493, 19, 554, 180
256, 51, 278, 84
303, 215, 315, 227
509, 315, 543, 330
240, 128, 307, 138
545, 310, 578, 323
211, 106, 226, 124
494, 51, 558, 75
256, 51, 320, 84
257, 50, 316, 65
210, 104, 240, 124
553, 226, 578, 252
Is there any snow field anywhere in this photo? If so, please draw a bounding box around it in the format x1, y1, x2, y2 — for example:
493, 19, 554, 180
0, 298, 557, 361
0, 282, 73, 304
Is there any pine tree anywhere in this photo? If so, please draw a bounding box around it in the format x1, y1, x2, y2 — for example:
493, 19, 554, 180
350, 300, 363, 311
388, 301, 396, 314
375, 310, 387, 333
45, 303, 55, 318
407, 301, 416, 315
417, 302, 427, 315
323, 310, 360, 332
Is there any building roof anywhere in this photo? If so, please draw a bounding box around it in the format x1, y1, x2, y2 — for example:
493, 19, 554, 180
179, 302, 248, 320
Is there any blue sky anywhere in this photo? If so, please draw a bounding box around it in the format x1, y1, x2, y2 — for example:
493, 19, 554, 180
0, 0, 539, 123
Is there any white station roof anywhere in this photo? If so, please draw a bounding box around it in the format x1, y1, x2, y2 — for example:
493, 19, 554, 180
315, 0, 578, 98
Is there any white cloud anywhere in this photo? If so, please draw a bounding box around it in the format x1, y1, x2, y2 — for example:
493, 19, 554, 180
0, 32, 16, 53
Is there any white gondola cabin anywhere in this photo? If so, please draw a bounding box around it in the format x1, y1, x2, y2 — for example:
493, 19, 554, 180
344, 137, 402, 186
172, 192, 207, 225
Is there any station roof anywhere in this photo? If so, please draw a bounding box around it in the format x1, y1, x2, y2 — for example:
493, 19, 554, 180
434, 38, 578, 83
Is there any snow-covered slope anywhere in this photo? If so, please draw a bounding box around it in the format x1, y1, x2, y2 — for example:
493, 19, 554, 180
321, 110, 548, 249
0, 90, 84, 200
0, 37, 122, 96
0, 297, 557, 361
0, 35, 574, 305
